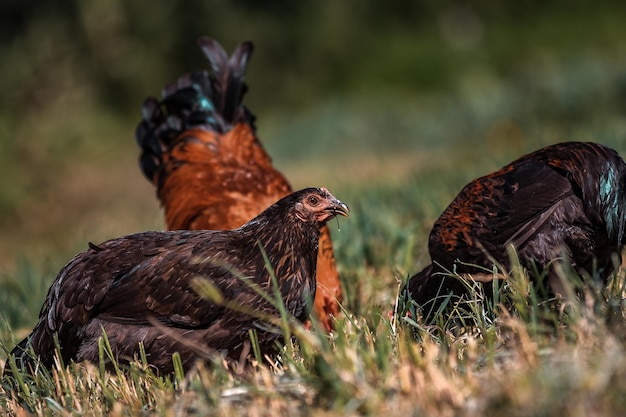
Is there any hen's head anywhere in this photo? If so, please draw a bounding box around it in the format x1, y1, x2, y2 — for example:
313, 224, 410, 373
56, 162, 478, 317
243, 187, 349, 234
292, 187, 350, 224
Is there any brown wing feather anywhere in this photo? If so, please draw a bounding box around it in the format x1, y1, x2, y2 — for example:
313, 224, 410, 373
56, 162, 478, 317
429, 162, 576, 269
7, 188, 347, 376
28, 231, 248, 369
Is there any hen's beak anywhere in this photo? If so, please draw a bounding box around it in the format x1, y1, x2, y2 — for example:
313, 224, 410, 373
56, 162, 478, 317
319, 187, 349, 218
328, 199, 350, 218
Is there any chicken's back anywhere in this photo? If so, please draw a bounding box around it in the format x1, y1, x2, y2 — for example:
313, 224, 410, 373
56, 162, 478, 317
404, 141, 626, 322
155, 125, 291, 230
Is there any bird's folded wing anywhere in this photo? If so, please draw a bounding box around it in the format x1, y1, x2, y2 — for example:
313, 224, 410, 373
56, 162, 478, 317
429, 162, 576, 262
53, 232, 251, 330
494, 162, 576, 249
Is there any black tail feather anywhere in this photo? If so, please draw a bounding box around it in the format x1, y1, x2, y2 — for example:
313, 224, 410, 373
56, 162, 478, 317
2, 337, 37, 381
197, 36, 254, 125
136, 37, 255, 181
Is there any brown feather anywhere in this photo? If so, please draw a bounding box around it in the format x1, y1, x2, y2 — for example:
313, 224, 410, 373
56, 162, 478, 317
4, 188, 349, 376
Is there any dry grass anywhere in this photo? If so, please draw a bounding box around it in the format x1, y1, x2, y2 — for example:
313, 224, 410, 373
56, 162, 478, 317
2, 258, 626, 416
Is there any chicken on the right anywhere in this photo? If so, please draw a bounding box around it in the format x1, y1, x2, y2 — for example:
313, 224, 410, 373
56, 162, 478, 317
404, 141, 626, 319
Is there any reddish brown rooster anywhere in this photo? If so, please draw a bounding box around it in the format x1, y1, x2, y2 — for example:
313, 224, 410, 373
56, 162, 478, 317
135, 37, 342, 332
404, 142, 626, 321
4, 188, 349, 376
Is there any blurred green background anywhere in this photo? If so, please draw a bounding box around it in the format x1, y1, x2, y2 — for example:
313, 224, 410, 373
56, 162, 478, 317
2, 0, 626, 328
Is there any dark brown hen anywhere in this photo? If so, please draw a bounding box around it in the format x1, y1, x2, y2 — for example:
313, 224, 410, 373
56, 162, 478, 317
4, 188, 348, 376
404, 142, 626, 320
136, 37, 343, 332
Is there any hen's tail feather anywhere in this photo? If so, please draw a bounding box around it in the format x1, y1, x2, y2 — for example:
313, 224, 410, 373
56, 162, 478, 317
136, 38, 255, 182
198, 36, 253, 123
2, 337, 39, 380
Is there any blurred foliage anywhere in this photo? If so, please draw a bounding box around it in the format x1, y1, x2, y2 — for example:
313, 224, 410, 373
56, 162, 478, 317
3, 1, 626, 112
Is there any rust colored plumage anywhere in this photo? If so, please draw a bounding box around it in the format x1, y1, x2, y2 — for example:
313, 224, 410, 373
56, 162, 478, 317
404, 142, 626, 320
135, 37, 343, 331
4, 188, 349, 376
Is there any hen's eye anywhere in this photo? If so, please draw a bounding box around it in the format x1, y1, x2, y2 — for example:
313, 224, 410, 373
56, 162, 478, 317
307, 195, 320, 206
